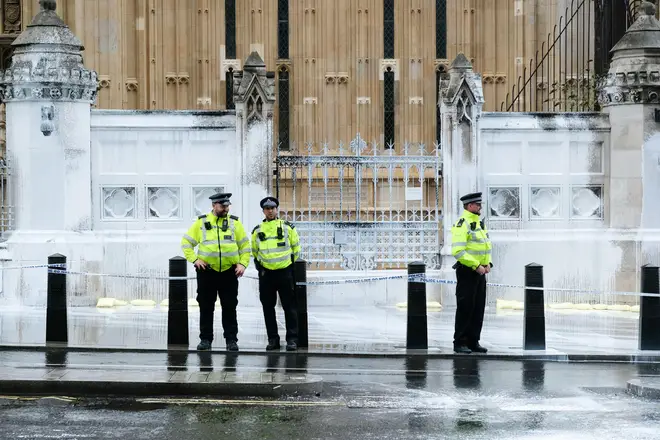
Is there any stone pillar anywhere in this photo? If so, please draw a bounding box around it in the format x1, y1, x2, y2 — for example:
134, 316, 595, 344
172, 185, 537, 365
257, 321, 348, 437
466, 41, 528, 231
438, 54, 485, 261
598, 0, 660, 294
232, 51, 275, 231
0, 1, 98, 233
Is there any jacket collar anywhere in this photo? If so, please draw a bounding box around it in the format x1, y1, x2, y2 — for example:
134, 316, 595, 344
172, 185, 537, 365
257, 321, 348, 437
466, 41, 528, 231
462, 209, 481, 222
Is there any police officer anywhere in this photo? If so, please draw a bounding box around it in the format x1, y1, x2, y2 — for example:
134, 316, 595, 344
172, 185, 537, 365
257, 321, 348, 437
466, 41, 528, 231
252, 196, 301, 351
181, 192, 251, 352
451, 192, 492, 354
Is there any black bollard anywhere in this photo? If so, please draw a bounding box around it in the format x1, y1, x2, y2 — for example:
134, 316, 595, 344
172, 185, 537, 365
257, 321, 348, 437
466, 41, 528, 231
46, 253, 68, 344
523, 263, 546, 350
167, 256, 189, 347
294, 259, 309, 348
639, 264, 660, 350
406, 262, 428, 350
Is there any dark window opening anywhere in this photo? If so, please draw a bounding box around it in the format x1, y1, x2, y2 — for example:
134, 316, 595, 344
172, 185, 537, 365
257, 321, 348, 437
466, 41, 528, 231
278, 69, 290, 150
226, 68, 235, 110
436, 0, 447, 59
383, 0, 395, 58
278, 0, 289, 59
225, 0, 236, 59
384, 69, 395, 148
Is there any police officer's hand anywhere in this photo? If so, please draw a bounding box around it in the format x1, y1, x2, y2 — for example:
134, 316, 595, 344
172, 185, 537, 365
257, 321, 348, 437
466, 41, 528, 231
194, 259, 208, 270
484, 265, 491, 274
235, 264, 246, 278
475, 265, 487, 275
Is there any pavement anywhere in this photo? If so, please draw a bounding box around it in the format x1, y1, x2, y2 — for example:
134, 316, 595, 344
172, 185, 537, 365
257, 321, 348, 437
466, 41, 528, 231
1, 355, 660, 439
0, 304, 657, 359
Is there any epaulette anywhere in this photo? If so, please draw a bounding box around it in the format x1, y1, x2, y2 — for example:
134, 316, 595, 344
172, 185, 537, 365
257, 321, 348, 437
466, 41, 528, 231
283, 220, 295, 229
455, 218, 465, 228
252, 225, 259, 234
470, 222, 477, 231
230, 215, 239, 220
197, 214, 206, 220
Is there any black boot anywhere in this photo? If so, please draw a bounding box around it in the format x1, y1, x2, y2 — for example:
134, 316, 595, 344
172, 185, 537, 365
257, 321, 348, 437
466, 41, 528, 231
453, 344, 472, 354
469, 343, 488, 353
266, 338, 281, 351
197, 339, 212, 351
286, 340, 298, 351
226, 340, 239, 352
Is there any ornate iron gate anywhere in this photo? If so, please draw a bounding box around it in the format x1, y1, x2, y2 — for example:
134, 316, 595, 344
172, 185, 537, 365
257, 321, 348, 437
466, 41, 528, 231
275, 134, 442, 270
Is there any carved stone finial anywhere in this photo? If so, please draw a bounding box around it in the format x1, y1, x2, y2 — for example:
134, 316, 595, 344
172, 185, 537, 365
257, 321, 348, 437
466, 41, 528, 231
39, 0, 57, 11
642, 1, 657, 16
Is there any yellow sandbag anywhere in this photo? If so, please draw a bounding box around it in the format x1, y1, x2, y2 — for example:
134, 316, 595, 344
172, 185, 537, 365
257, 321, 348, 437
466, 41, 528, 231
574, 303, 593, 310
130, 299, 156, 307
592, 304, 608, 310
511, 301, 524, 310
631, 305, 640, 313
96, 298, 115, 308
607, 304, 631, 312
427, 301, 442, 310
549, 302, 574, 309
160, 299, 169, 307
496, 299, 516, 309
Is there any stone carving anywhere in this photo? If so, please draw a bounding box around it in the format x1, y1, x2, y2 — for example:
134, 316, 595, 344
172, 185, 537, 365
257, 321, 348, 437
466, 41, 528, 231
488, 187, 520, 218
233, 51, 275, 121
222, 59, 241, 75
102, 187, 136, 219
530, 187, 560, 218
0, 0, 98, 104
409, 97, 423, 105
4, 0, 21, 33
40, 104, 55, 136
380, 59, 399, 79
598, 1, 660, 106
324, 73, 349, 85
147, 187, 180, 219
193, 186, 224, 216
440, 53, 485, 125
571, 186, 603, 219
303, 97, 317, 104
126, 79, 138, 92
356, 97, 371, 104
98, 76, 111, 89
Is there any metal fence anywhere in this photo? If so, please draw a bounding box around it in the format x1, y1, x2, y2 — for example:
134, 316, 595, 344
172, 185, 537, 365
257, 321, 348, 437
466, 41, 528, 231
275, 134, 443, 271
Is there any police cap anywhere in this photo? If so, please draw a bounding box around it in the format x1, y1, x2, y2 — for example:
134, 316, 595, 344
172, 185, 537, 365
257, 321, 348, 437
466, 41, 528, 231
460, 192, 482, 204
209, 192, 232, 206
260, 196, 279, 209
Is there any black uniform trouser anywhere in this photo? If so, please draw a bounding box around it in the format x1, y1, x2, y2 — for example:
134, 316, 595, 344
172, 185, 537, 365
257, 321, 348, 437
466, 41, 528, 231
453, 264, 487, 347
259, 266, 298, 343
196, 266, 239, 343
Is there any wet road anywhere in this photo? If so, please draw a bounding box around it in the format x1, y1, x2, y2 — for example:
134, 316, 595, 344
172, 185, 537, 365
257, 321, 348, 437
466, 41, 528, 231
1, 353, 659, 439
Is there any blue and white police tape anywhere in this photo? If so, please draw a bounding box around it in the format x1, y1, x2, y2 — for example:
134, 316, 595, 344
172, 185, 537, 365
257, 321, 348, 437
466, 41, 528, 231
46, 268, 261, 281
0, 263, 67, 270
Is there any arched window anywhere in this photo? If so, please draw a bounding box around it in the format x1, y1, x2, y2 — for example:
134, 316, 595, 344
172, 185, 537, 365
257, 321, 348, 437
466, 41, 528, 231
225, 0, 236, 58
226, 67, 234, 110
383, 67, 395, 148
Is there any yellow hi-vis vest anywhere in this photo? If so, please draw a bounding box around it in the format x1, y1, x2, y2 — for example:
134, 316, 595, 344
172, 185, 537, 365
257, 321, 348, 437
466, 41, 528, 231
181, 213, 251, 272
451, 210, 492, 270
251, 219, 300, 270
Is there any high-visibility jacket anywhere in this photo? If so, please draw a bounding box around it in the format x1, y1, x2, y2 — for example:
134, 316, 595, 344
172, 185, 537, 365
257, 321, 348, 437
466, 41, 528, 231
181, 213, 251, 272
251, 218, 300, 270
451, 209, 492, 270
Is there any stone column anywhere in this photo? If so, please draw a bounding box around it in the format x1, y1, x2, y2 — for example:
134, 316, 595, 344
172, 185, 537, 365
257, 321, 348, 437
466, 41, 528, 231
0, 1, 98, 233
598, 0, 660, 293
438, 54, 485, 262
232, 51, 275, 231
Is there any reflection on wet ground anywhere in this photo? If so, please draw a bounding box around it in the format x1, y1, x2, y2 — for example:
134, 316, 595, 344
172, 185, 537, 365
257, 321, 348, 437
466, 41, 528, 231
1, 350, 659, 439
0, 305, 646, 355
